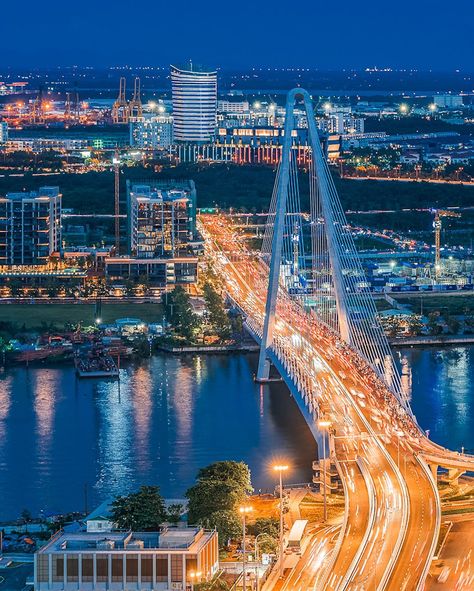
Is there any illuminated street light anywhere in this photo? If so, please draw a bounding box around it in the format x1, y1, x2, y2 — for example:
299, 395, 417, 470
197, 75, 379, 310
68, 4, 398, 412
323, 101, 332, 112
239, 505, 253, 590
189, 571, 202, 591
253, 101, 261, 110
158, 104, 166, 114
428, 103, 437, 112
399, 103, 409, 114
148, 101, 157, 110
318, 420, 331, 521
273, 464, 288, 577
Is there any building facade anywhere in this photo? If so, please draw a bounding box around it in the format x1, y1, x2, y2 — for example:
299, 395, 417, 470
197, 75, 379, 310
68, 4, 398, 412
129, 116, 173, 149
217, 100, 250, 114
127, 181, 196, 258
104, 257, 198, 288
0, 186, 61, 265
0, 121, 8, 144
171, 64, 217, 143
34, 528, 219, 591
434, 94, 464, 109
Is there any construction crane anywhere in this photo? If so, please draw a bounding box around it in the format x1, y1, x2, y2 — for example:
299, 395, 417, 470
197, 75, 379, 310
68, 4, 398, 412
64, 93, 72, 121
113, 150, 121, 253
129, 77, 143, 119
112, 77, 129, 124
430, 208, 461, 278
31, 85, 45, 124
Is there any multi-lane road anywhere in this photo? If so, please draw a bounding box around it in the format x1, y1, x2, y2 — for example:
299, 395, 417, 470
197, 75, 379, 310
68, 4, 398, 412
199, 213, 474, 591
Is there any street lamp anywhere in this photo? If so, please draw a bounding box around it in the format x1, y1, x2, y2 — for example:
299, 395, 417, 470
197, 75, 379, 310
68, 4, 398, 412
189, 570, 202, 591
318, 420, 331, 522
273, 464, 289, 577
239, 505, 253, 591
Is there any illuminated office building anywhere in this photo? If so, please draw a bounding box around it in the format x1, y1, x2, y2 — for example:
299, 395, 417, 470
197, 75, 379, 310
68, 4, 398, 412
171, 63, 217, 143
0, 186, 61, 265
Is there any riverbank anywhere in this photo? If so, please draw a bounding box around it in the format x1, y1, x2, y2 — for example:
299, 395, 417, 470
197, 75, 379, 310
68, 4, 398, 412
390, 335, 474, 347
157, 342, 259, 354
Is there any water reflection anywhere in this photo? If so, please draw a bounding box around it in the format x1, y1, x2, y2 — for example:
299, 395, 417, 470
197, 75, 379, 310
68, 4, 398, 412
95, 374, 135, 498
400, 347, 474, 453
131, 365, 153, 474
1, 347, 472, 520
31, 370, 59, 450
0, 373, 12, 441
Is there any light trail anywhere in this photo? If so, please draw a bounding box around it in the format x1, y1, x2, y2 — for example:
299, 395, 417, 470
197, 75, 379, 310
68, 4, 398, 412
199, 213, 474, 590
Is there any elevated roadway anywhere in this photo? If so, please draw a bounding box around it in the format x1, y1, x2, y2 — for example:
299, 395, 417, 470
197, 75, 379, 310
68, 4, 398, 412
198, 213, 474, 590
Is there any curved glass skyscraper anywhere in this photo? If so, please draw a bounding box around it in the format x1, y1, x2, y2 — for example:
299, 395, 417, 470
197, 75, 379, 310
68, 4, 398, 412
171, 63, 217, 143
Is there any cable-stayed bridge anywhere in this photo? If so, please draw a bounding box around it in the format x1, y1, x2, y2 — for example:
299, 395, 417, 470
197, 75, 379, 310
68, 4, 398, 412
199, 88, 474, 591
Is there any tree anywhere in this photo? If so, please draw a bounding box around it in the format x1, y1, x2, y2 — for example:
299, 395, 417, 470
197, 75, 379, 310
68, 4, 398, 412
445, 315, 460, 335
186, 461, 253, 526
163, 286, 201, 341
110, 486, 166, 530
21, 509, 32, 532
203, 283, 232, 339
206, 510, 241, 547
166, 503, 184, 525
125, 279, 136, 297
248, 517, 279, 539
196, 579, 230, 591
427, 313, 443, 336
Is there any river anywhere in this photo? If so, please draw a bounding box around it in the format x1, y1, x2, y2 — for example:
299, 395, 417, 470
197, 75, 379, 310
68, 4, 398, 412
0, 346, 473, 521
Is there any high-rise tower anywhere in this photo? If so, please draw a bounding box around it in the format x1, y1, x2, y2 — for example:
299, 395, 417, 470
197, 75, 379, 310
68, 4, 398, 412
170, 63, 217, 143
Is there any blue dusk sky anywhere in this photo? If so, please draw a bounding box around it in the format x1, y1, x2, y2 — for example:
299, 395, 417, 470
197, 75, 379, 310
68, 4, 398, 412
1, 0, 473, 70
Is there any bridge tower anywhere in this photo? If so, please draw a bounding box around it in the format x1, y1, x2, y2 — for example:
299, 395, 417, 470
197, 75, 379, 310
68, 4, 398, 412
256, 88, 408, 409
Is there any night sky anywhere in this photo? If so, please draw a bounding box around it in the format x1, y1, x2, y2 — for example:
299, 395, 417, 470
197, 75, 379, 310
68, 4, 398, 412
2, 0, 473, 70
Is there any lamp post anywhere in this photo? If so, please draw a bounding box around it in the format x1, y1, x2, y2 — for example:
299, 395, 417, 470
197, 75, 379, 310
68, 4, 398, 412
273, 464, 288, 577
239, 505, 253, 591
189, 570, 202, 591
318, 420, 331, 522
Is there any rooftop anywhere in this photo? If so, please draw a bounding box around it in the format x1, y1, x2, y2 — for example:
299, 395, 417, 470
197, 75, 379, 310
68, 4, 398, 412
3, 186, 60, 201
38, 527, 214, 555
130, 185, 191, 203
171, 62, 216, 75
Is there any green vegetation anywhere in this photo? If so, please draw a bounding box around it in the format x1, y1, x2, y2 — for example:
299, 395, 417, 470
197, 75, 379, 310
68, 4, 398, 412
365, 115, 473, 137
3, 164, 474, 238
246, 517, 279, 554
111, 486, 166, 530
397, 295, 474, 316
0, 303, 163, 332
162, 286, 201, 341
186, 461, 253, 547
195, 579, 230, 591
203, 283, 232, 339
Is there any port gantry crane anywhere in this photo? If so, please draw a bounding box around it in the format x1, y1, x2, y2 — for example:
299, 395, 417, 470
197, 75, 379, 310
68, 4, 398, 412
128, 77, 143, 119
430, 208, 461, 278
111, 77, 129, 124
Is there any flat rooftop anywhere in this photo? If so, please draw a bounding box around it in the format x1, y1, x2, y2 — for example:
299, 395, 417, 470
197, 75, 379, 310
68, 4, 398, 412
38, 528, 214, 554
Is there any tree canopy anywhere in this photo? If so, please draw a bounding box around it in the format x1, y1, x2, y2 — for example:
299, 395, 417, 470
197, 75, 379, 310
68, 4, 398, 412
186, 461, 253, 532
163, 286, 201, 341
110, 485, 166, 530
203, 283, 232, 339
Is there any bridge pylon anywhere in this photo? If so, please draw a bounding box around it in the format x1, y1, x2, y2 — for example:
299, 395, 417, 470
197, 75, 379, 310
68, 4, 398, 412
256, 88, 409, 409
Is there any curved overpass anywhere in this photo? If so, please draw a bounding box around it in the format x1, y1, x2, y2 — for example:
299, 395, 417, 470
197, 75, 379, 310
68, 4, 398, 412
200, 214, 441, 591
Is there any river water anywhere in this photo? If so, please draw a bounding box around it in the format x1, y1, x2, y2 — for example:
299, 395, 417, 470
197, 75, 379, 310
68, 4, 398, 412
0, 347, 473, 521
